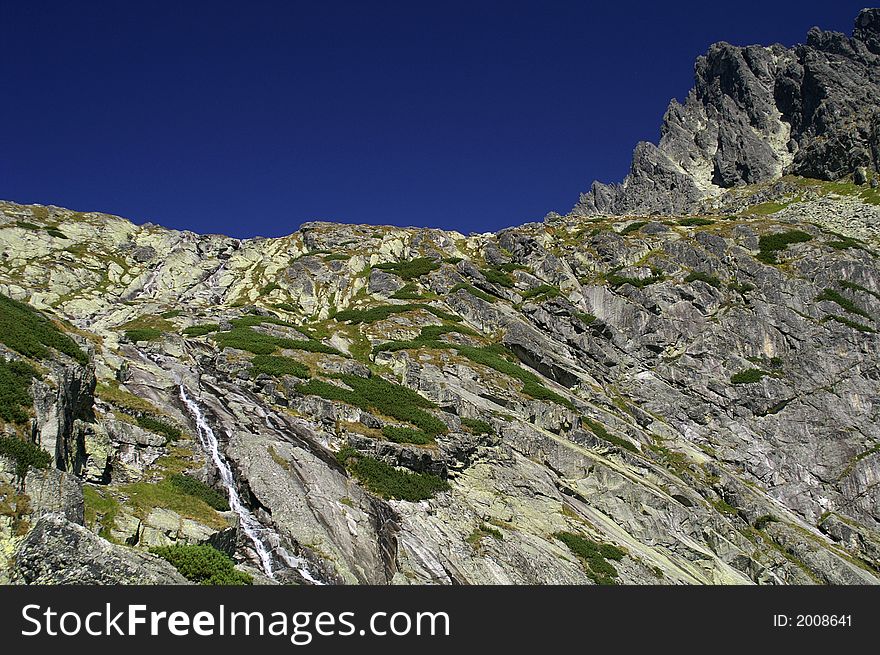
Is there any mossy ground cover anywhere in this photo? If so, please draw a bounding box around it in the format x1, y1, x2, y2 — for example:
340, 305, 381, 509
555, 531, 625, 585
150, 544, 252, 585
619, 220, 648, 235
520, 284, 560, 300
135, 415, 183, 442
677, 217, 715, 227
822, 314, 876, 333
448, 283, 497, 303
481, 267, 515, 288
334, 303, 460, 325
182, 323, 220, 337
297, 373, 447, 435
168, 473, 229, 511
374, 335, 574, 409
250, 354, 311, 379
373, 257, 440, 280
335, 446, 449, 501
756, 230, 813, 264
815, 288, 872, 320
119, 314, 176, 343
730, 368, 769, 384
582, 417, 637, 453
381, 425, 434, 445
214, 316, 341, 356
460, 417, 494, 435
0, 293, 88, 364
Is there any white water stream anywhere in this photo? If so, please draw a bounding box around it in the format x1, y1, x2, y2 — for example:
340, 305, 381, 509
178, 384, 323, 584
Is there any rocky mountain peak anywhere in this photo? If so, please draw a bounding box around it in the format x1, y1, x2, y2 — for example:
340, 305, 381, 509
573, 8, 880, 217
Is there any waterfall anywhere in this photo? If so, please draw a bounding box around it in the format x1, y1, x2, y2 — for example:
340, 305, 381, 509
178, 384, 323, 584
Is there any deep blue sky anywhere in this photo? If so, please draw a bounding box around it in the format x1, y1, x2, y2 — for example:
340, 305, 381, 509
0, 1, 870, 238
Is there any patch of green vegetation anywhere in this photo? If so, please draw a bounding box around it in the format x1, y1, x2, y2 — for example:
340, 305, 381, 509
136, 415, 183, 443
460, 417, 494, 436
95, 382, 162, 415
677, 217, 715, 227
322, 254, 350, 262
448, 283, 496, 303
498, 263, 529, 272
826, 236, 866, 251
335, 446, 449, 501
373, 257, 440, 280
120, 476, 227, 529
374, 337, 574, 409
839, 281, 880, 302
481, 267, 515, 288
381, 425, 434, 445
815, 289, 872, 320
685, 271, 721, 288
467, 522, 504, 547
82, 485, 119, 539
150, 544, 252, 585
214, 325, 341, 356
0, 435, 52, 478
0, 359, 39, 424
575, 312, 597, 325
582, 417, 637, 453
606, 268, 665, 289
822, 314, 876, 333
555, 531, 625, 585
15, 221, 42, 231
168, 473, 229, 511
712, 498, 739, 515
756, 230, 813, 264
259, 281, 281, 295
160, 309, 184, 319
250, 354, 310, 379
183, 323, 220, 337
0, 293, 88, 364
390, 283, 424, 299
44, 226, 68, 239
443, 256, 463, 265
334, 303, 460, 325
743, 201, 789, 216
728, 280, 755, 294
754, 514, 778, 530
619, 220, 648, 235
124, 328, 164, 342
298, 374, 447, 436
730, 368, 768, 385
520, 284, 560, 300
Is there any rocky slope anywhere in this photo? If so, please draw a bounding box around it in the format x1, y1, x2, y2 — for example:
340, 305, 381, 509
573, 8, 880, 217
1, 181, 879, 585
1, 9, 879, 586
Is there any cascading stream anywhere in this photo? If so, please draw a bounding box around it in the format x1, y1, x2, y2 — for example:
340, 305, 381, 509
178, 384, 323, 584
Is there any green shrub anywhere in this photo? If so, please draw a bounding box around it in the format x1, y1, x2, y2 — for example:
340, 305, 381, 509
381, 426, 434, 445
448, 283, 496, 303
757, 230, 813, 264
149, 544, 252, 585
334, 303, 459, 325
685, 271, 721, 288
297, 374, 447, 436
815, 289, 872, 320
443, 257, 463, 265
0, 293, 88, 364
15, 221, 42, 231
677, 217, 715, 227
520, 284, 560, 300
250, 354, 310, 379
214, 326, 341, 356
575, 312, 597, 325
136, 415, 182, 442
44, 226, 69, 239
460, 417, 494, 435
160, 309, 184, 319
168, 473, 230, 511
0, 435, 52, 478
823, 314, 876, 333
730, 368, 768, 384
754, 514, 778, 530
606, 268, 665, 289
373, 257, 440, 280
555, 531, 625, 585
839, 281, 880, 302
390, 283, 424, 299
0, 359, 39, 424
619, 221, 647, 235
124, 328, 164, 342
335, 447, 449, 501
322, 253, 349, 262
183, 323, 220, 337
582, 417, 637, 452
481, 267, 514, 288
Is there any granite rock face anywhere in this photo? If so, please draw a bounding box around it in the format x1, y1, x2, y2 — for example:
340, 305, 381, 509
574, 9, 880, 216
